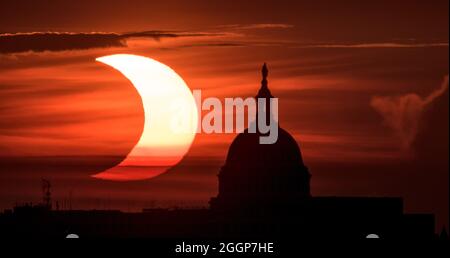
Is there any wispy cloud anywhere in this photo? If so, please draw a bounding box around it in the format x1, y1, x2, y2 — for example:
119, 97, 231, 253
3, 27, 446, 55
297, 42, 449, 49
371, 75, 449, 148
216, 23, 294, 30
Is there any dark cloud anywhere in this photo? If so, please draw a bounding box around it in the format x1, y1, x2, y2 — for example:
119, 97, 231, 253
0, 31, 221, 54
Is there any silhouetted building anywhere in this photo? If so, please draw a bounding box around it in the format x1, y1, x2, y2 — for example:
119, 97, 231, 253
210, 63, 311, 212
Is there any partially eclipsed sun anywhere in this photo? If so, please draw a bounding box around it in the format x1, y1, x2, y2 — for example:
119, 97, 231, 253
93, 54, 198, 181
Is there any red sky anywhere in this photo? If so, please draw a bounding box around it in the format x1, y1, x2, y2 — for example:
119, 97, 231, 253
0, 0, 448, 230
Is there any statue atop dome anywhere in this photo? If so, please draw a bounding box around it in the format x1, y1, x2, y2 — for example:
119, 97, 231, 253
262, 62, 268, 79
256, 63, 273, 99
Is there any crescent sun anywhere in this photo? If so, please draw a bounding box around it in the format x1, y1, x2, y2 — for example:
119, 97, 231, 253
92, 54, 198, 181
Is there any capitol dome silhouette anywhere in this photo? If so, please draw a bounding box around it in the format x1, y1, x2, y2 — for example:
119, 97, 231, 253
210, 64, 311, 212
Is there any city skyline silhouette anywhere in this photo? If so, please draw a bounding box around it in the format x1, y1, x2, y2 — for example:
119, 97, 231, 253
0, 1, 448, 244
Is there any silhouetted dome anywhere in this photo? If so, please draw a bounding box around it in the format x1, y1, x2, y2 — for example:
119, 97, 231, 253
210, 64, 311, 212
215, 126, 310, 209
226, 127, 305, 168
